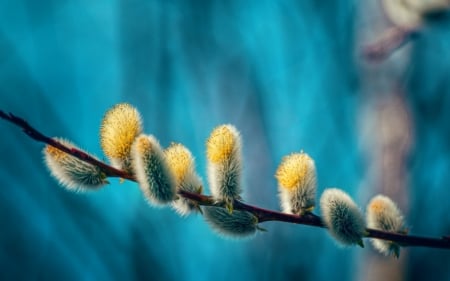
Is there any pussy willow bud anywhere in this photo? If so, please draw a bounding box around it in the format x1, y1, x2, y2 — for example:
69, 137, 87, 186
206, 124, 242, 212
382, 0, 450, 29
408, 0, 450, 14
320, 188, 366, 247
131, 134, 176, 206
275, 152, 316, 215
44, 138, 108, 191
367, 195, 406, 258
165, 143, 203, 216
100, 103, 142, 172
382, 0, 423, 29
202, 206, 259, 239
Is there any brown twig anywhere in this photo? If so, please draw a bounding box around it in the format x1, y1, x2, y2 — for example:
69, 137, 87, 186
0, 111, 133, 180
1, 110, 450, 250
363, 27, 419, 62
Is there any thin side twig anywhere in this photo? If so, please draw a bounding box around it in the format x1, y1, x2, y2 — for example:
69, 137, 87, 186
363, 27, 418, 61
1, 110, 450, 250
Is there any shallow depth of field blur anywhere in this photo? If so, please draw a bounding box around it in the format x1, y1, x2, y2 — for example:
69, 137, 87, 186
1, 1, 450, 281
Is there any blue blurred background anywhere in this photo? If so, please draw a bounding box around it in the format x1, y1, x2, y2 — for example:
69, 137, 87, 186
1, 1, 450, 280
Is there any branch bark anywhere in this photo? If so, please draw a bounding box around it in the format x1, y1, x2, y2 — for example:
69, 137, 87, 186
1, 110, 449, 250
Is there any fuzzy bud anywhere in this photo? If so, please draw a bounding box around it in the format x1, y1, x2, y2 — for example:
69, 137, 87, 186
165, 143, 203, 216
275, 152, 316, 215
202, 206, 259, 239
131, 134, 176, 205
320, 188, 366, 247
43, 138, 108, 191
206, 124, 242, 212
408, 0, 450, 14
382, 0, 450, 29
100, 103, 142, 172
367, 195, 406, 257
382, 0, 423, 29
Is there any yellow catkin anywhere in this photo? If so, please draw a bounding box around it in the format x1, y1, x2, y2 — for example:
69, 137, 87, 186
165, 143, 193, 184
43, 138, 108, 190
45, 145, 68, 161
100, 103, 142, 160
134, 135, 153, 154
164, 142, 203, 215
206, 125, 237, 163
275, 153, 313, 191
368, 198, 386, 214
367, 194, 404, 232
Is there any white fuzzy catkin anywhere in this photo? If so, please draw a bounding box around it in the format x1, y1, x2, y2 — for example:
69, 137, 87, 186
43, 138, 108, 191
320, 188, 366, 247
165, 143, 203, 216
202, 206, 258, 239
206, 125, 242, 209
367, 195, 405, 257
275, 152, 316, 215
382, 0, 450, 29
408, 0, 450, 14
131, 134, 176, 206
100, 103, 142, 171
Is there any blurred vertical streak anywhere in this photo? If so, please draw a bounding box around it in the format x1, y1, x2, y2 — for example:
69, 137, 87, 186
406, 17, 450, 281
117, 2, 181, 280
118, 1, 169, 137
357, 0, 412, 280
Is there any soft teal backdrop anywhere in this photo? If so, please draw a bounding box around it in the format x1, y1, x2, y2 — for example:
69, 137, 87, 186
1, 1, 449, 280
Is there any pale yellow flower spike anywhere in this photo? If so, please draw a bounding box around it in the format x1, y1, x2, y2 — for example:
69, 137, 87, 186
206, 125, 237, 163
276, 153, 314, 191
100, 103, 142, 170
165, 143, 204, 216
165, 143, 193, 184
275, 152, 316, 215
206, 124, 242, 213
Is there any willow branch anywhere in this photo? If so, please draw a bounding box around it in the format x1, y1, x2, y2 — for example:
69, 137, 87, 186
0, 111, 133, 180
1, 110, 450, 250
363, 27, 418, 62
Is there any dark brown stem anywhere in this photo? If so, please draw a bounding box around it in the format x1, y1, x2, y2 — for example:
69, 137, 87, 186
179, 190, 325, 227
0, 111, 133, 180
1, 110, 450, 250
367, 229, 450, 249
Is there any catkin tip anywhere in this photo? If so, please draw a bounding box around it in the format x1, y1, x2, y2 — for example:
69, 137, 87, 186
206, 124, 240, 163
165, 143, 203, 216
100, 103, 142, 168
276, 152, 316, 215
206, 124, 243, 204
276, 152, 315, 190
